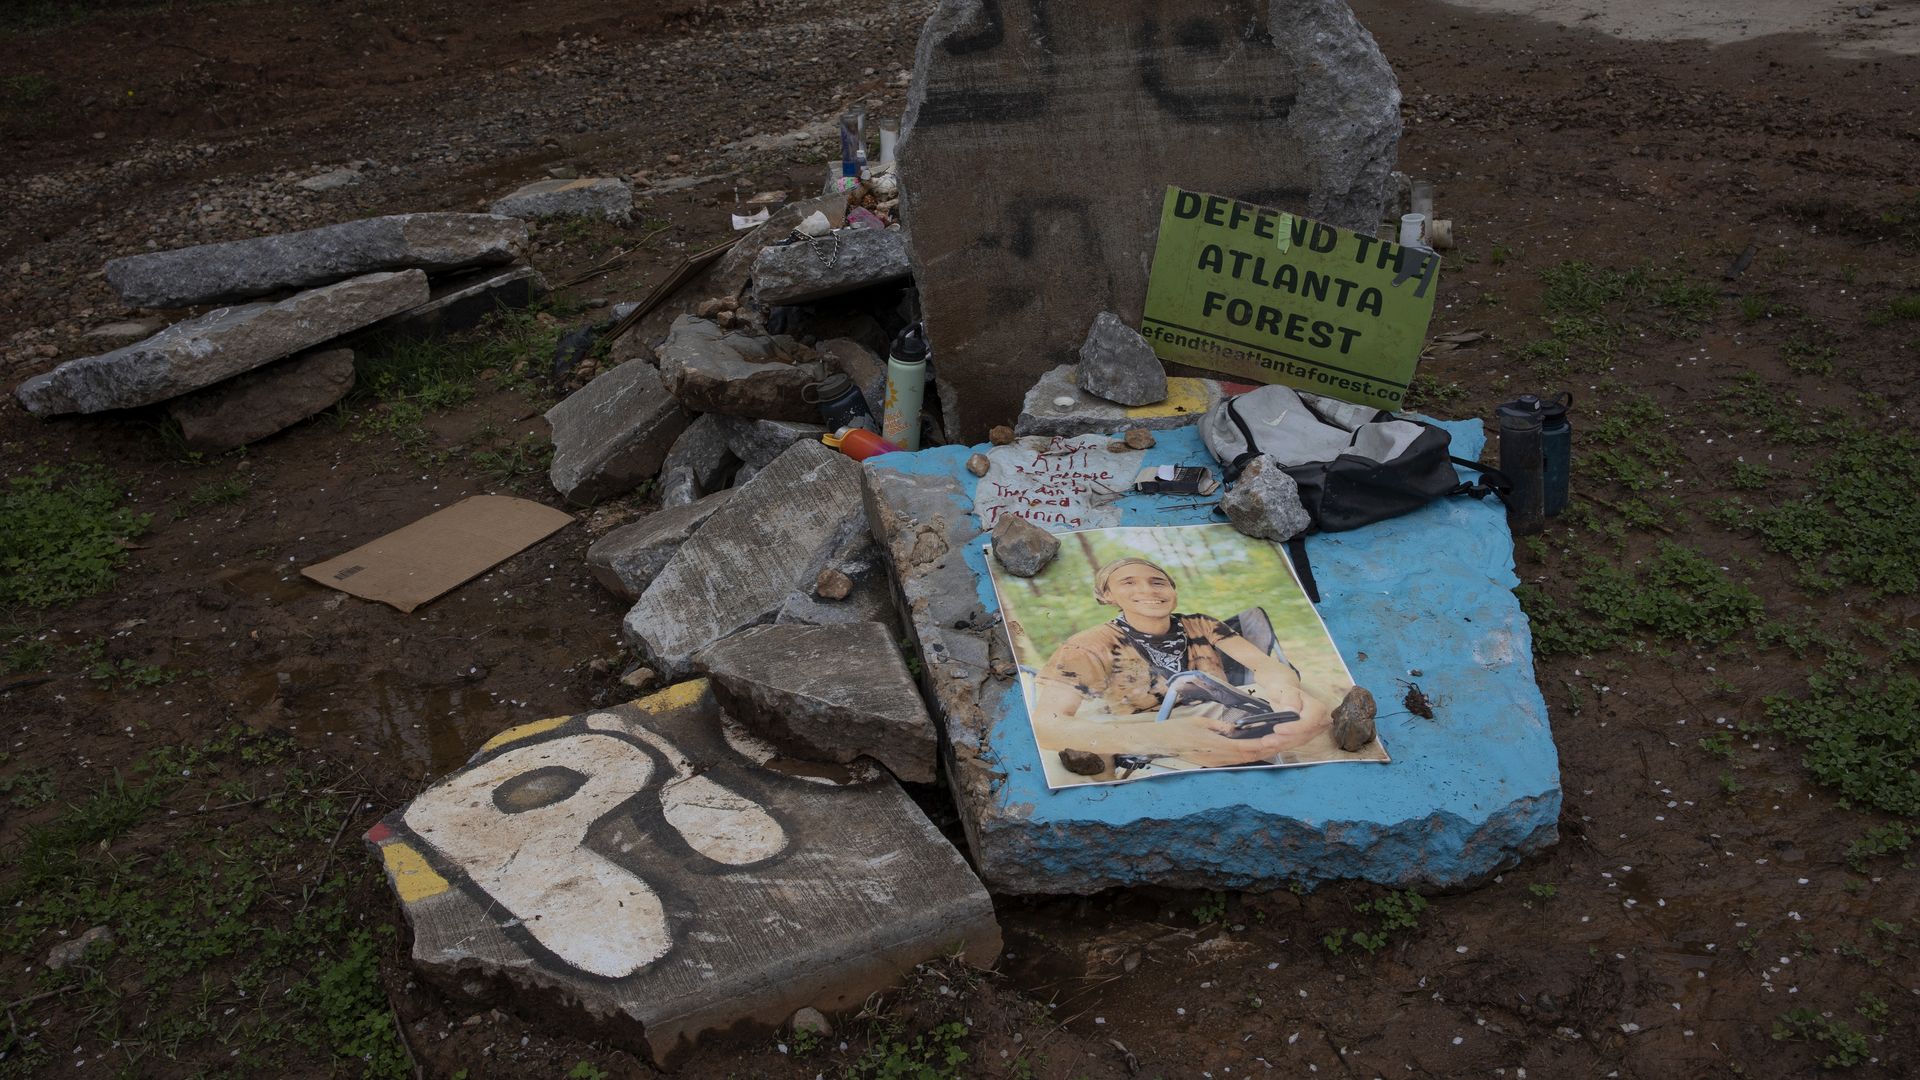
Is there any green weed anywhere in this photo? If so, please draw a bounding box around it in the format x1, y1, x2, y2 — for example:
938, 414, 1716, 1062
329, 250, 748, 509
1527, 883, 1557, 902
1844, 823, 1914, 872
0, 765, 55, 809
1866, 294, 1920, 326
1780, 333, 1837, 377
1763, 635, 1920, 815
848, 1020, 971, 1080
1772, 1007, 1871, 1068
1747, 424, 1920, 595
1521, 543, 1762, 657
1190, 891, 1228, 925
0, 464, 150, 608
1404, 373, 1468, 412
470, 433, 555, 489
1327, 889, 1429, 956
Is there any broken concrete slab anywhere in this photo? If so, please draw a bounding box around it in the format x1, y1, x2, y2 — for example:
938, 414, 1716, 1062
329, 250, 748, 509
16, 270, 428, 417
774, 520, 900, 637
363, 265, 547, 342
366, 680, 999, 1067
545, 360, 691, 505
750, 228, 913, 306
1077, 312, 1167, 407
693, 623, 938, 783
104, 213, 526, 308
586, 491, 735, 602
623, 440, 865, 680
656, 413, 738, 508
861, 422, 1560, 894
715, 415, 829, 468
490, 177, 634, 223
166, 346, 356, 452
657, 315, 823, 423
1014, 365, 1226, 438
897, 0, 1400, 435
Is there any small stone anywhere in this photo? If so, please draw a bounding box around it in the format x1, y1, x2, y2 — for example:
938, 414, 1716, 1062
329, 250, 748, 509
619, 665, 656, 689
1331, 686, 1378, 752
696, 297, 729, 319
791, 1007, 832, 1037
1219, 456, 1312, 542
965, 453, 990, 477
45, 926, 113, 971
1077, 312, 1168, 406
1058, 749, 1106, 776
991, 514, 1060, 578
1123, 428, 1156, 450
988, 425, 1016, 446
815, 568, 854, 601
587, 658, 611, 675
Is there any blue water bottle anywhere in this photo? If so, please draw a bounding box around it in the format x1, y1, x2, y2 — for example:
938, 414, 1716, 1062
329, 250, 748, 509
1540, 392, 1572, 518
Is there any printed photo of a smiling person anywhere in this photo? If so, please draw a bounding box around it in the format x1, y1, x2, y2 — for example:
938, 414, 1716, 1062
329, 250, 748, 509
990, 523, 1384, 788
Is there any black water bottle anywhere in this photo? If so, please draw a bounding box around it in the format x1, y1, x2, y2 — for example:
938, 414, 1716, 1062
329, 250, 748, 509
1539, 392, 1573, 518
803, 373, 876, 432
1497, 395, 1546, 536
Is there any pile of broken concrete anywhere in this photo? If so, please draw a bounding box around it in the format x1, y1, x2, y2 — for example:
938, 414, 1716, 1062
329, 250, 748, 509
12, 213, 546, 452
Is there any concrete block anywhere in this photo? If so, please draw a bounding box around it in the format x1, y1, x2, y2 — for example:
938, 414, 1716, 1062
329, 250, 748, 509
585, 490, 735, 602
897, 0, 1401, 435
104, 213, 527, 308
365, 265, 548, 342
694, 623, 939, 783
1014, 365, 1225, 438
365, 681, 999, 1066
545, 360, 691, 504
166, 346, 356, 452
490, 177, 634, 223
750, 228, 913, 306
623, 440, 866, 679
861, 422, 1560, 894
17, 271, 427, 416
657, 315, 823, 423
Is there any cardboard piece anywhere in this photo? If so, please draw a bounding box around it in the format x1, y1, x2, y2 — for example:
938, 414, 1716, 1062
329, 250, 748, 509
303, 495, 573, 612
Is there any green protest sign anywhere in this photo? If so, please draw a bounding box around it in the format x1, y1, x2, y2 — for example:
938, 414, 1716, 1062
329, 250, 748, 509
1140, 186, 1439, 410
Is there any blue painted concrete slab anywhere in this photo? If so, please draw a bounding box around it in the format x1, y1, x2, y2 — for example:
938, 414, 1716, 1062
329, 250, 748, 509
864, 423, 1560, 893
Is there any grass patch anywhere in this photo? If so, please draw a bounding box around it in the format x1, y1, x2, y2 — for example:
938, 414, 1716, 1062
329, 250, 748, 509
0, 464, 150, 608
1743, 423, 1920, 595
1773, 1007, 1871, 1068
1866, 293, 1920, 326
348, 309, 562, 462
1323, 889, 1428, 956
1512, 261, 1718, 372
1762, 635, 1920, 816
1403, 373, 1468, 413
0, 727, 407, 1077
1521, 542, 1762, 656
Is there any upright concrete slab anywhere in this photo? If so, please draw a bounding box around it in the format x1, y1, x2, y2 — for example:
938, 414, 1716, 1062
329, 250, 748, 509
104, 213, 526, 308
16, 271, 428, 416
366, 681, 999, 1067
623, 440, 866, 679
897, 0, 1401, 436
860, 422, 1560, 894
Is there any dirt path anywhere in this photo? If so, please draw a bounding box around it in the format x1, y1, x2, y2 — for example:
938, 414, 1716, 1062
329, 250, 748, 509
2, 1, 1917, 1077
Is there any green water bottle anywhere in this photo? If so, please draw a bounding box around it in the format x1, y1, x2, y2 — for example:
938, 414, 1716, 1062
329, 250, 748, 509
882, 323, 927, 451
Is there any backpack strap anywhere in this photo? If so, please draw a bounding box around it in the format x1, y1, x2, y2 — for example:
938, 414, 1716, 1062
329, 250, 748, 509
1285, 535, 1321, 604
1447, 455, 1513, 502
1222, 395, 1262, 483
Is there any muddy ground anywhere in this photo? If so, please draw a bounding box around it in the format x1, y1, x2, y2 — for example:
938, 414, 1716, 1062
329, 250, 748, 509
2, 0, 1917, 1077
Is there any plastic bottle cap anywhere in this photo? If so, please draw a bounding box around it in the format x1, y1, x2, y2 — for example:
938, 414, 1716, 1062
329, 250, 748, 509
1053, 395, 1075, 407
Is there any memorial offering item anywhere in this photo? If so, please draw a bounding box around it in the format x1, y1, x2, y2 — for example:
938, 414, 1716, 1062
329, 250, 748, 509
986, 523, 1386, 788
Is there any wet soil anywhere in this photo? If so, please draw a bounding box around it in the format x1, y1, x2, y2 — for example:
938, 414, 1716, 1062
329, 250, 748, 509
2, 0, 1918, 1077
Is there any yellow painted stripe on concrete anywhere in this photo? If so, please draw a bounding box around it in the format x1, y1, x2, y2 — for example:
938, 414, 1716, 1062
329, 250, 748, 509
381, 841, 450, 903
1126, 377, 1211, 419
633, 678, 708, 714
478, 714, 568, 752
